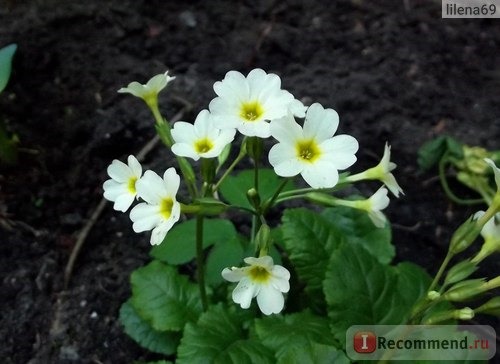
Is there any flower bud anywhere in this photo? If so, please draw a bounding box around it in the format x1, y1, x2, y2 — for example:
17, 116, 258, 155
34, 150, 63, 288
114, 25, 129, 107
255, 224, 271, 255
443, 279, 486, 302
246, 188, 261, 209
427, 291, 441, 301
474, 297, 500, 317
454, 307, 474, 321
449, 216, 482, 254
444, 260, 477, 286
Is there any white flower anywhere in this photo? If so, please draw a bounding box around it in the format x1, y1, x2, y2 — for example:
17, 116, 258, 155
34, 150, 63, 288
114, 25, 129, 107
485, 158, 500, 194
103, 155, 142, 212
364, 187, 390, 228
129, 168, 181, 245
118, 71, 175, 104
268, 103, 359, 188
475, 211, 500, 242
171, 109, 236, 161
222, 256, 290, 315
347, 143, 403, 197
209, 68, 306, 138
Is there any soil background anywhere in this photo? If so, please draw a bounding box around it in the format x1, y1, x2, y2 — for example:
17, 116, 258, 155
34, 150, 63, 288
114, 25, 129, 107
1, 0, 500, 363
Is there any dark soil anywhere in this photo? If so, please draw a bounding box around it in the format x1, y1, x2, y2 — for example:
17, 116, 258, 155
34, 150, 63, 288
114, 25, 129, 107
1, 0, 500, 363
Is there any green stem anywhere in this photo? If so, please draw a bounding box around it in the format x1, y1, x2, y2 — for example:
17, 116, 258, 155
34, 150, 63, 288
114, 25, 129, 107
262, 178, 290, 212
254, 159, 259, 194
212, 140, 247, 192
428, 250, 454, 293
438, 157, 484, 205
275, 194, 309, 205
196, 215, 208, 311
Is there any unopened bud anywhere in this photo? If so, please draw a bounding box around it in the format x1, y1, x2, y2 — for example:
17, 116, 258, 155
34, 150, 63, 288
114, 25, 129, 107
255, 224, 271, 254
454, 307, 474, 321
449, 216, 482, 254
427, 291, 441, 301
444, 260, 477, 286
443, 279, 486, 302
475, 297, 500, 317
246, 188, 261, 209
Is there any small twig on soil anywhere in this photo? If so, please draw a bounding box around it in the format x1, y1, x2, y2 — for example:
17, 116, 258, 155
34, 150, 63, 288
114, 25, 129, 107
63, 107, 188, 289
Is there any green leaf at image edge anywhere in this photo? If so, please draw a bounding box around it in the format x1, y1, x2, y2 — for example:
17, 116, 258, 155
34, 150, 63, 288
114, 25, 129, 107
131, 260, 203, 331
0, 44, 17, 93
119, 299, 179, 356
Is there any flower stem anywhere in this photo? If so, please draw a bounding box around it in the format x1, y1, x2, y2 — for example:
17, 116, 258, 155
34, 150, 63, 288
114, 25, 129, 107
196, 215, 208, 311
262, 178, 290, 212
438, 157, 484, 205
212, 138, 247, 192
428, 250, 453, 293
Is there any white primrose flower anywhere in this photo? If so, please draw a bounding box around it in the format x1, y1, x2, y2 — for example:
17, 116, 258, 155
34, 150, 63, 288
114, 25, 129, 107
209, 68, 306, 138
347, 143, 403, 197
118, 71, 175, 104
222, 256, 290, 315
171, 109, 236, 161
129, 168, 181, 245
475, 211, 500, 243
103, 155, 142, 212
268, 102, 359, 189
364, 187, 391, 228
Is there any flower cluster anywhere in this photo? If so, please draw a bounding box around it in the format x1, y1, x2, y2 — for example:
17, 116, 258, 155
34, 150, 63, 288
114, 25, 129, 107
103, 155, 181, 245
104, 68, 404, 315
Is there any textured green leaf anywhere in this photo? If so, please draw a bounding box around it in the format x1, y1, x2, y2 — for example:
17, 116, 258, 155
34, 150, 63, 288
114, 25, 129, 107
131, 261, 203, 331
219, 168, 295, 209
281, 207, 394, 312
206, 236, 244, 286
322, 206, 394, 264
151, 218, 238, 265
418, 136, 463, 171
119, 299, 179, 355
254, 311, 336, 352
177, 305, 274, 364
0, 44, 16, 93
277, 342, 350, 364
281, 208, 343, 311
324, 244, 431, 343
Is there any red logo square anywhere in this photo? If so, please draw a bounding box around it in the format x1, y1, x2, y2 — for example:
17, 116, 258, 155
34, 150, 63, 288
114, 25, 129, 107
353, 331, 377, 353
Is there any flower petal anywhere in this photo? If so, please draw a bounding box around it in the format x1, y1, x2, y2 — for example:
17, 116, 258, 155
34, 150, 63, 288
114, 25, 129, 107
136, 170, 168, 204
113, 193, 135, 212
320, 135, 359, 169
103, 180, 127, 201
222, 267, 246, 282
107, 159, 132, 182
256, 284, 285, 315
171, 143, 200, 161
301, 162, 339, 188
163, 168, 180, 197
130, 203, 162, 232
171, 121, 195, 144
303, 103, 339, 142
127, 155, 142, 178
269, 144, 303, 177
269, 114, 303, 145
232, 279, 258, 309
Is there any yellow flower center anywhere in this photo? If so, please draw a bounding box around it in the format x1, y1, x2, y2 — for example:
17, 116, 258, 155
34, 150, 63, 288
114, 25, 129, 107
296, 139, 321, 163
159, 198, 174, 219
248, 265, 271, 283
194, 138, 214, 154
127, 176, 138, 194
240, 101, 264, 122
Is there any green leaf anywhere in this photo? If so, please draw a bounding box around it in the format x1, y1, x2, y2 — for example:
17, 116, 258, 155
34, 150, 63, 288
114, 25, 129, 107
322, 206, 394, 264
277, 342, 350, 364
255, 312, 348, 363
177, 304, 274, 364
219, 168, 295, 209
418, 136, 464, 171
206, 236, 244, 286
0, 44, 16, 93
323, 244, 431, 343
254, 311, 337, 352
151, 218, 238, 265
119, 299, 179, 355
281, 207, 394, 312
282, 209, 343, 311
131, 260, 203, 331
